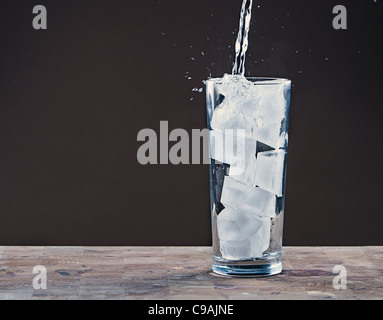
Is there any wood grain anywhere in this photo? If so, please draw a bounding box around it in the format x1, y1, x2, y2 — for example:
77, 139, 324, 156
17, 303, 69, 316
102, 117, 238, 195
0, 246, 382, 300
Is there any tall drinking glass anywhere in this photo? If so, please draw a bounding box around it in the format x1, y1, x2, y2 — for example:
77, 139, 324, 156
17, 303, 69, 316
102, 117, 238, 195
205, 76, 292, 277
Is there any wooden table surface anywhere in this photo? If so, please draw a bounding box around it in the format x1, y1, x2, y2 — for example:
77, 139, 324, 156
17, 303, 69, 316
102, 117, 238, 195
0, 246, 382, 300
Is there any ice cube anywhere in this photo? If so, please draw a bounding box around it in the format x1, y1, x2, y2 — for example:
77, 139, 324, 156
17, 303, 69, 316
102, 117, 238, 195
240, 82, 286, 126
221, 176, 250, 208
230, 151, 257, 186
251, 122, 283, 150
220, 238, 253, 261
220, 217, 271, 261
239, 81, 288, 150
221, 176, 276, 218
249, 217, 271, 258
228, 134, 257, 177
241, 188, 276, 218
256, 83, 287, 127
217, 207, 263, 242
210, 76, 257, 134
210, 99, 248, 132
217, 208, 242, 242
254, 150, 286, 197
209, 129, 247, 173
219, 74, 254, 102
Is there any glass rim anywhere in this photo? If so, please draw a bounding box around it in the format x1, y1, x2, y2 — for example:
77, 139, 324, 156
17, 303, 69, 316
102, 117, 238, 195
206, 76, 291, 85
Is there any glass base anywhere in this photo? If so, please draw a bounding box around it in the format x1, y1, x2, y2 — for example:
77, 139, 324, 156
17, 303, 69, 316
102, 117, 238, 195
212, 258, 282, 278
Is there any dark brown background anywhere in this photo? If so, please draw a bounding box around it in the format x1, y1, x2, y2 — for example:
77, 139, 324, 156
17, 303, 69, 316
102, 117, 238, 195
0, 0, 382, 246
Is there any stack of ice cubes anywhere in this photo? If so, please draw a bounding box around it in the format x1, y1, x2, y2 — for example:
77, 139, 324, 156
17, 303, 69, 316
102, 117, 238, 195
210, 75, 289, 261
